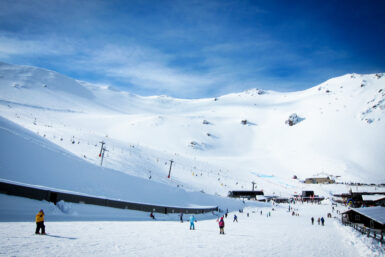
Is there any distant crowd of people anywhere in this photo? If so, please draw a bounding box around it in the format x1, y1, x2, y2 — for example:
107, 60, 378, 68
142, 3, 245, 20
33, 200, 333, 236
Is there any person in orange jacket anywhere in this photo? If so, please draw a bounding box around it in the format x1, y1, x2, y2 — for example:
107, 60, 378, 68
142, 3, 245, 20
35, 209, 45, 235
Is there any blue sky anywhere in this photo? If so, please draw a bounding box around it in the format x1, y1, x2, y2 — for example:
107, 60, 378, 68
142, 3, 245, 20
0, 0, 384, 98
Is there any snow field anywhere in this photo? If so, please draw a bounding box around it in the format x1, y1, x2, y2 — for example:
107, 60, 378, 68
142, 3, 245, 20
0, 202, 381, 257
1, 62, 385, 256
1, 63, 385, 194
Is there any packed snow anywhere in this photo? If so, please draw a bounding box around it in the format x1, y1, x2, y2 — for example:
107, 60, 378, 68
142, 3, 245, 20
0, 195, 382, 257
0, 62, 384, 256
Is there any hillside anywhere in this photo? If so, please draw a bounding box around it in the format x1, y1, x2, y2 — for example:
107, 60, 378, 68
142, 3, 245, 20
0, 62, 384, 202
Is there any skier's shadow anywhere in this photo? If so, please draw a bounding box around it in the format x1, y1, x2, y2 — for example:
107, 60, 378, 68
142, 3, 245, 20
44, 234, 77, 240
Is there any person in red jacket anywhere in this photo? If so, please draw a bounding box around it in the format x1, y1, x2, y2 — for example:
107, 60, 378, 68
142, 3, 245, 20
218, 216, 225, 234
35, 209, 45, 235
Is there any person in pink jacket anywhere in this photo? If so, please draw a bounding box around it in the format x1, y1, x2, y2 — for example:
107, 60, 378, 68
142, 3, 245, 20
218, 216, 225, 234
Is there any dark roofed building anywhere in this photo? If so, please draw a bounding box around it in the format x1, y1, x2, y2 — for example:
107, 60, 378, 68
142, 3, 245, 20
304, 177, 334, 184
334, 192, 385, 207
362, 195, 385, 207
302, 190, 314, 197
300, 190, 324, 202
228, 190, 264, 200
342, 206, 385, 230
273, 197, 290, 203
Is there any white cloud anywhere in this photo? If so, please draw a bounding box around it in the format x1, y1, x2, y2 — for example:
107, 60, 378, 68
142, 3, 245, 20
0, 35, 281, 98
82, 45, 219, 96
0, 36, 76, 58
0, 35, 213, 96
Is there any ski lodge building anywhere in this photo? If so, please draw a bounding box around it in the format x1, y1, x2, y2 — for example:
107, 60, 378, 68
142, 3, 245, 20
300, 190, 324, 202
304, 176, 335, 184
362, 195, 385, 207
333, 192, 385, 207
342, 206, 385, 230
228, 190, 264, 200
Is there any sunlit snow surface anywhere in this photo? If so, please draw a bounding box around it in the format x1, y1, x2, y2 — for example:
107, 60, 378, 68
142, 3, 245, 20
0, 195, 382, 257
0, 62, 385, 256
1, 62, 384, 198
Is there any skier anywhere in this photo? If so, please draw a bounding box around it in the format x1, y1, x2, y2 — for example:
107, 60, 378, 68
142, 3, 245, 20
233, 214, 238, 222
179, 212, 183, 223
35, 209, 45, 235
317, 217, 320, 225
150, 212, 155, 220
321, 217, 325, 226
189, 215, 196, 230
218, 216, 225, 234
311, 217, 314, 225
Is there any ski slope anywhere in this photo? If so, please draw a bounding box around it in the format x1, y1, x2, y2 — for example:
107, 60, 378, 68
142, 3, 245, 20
0, 200, 381, 257
0, 61, 385, 199
0, 62, 384, 256
0, 115, 242, 210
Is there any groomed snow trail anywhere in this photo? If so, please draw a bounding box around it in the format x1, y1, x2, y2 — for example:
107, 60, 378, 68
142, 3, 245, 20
0, 204, 373, 257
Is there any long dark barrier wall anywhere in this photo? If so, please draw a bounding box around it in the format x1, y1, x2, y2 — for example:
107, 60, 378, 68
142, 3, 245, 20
0, 181, 218, 214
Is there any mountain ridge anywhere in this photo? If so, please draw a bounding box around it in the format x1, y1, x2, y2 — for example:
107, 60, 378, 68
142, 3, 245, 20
0, 62, 384, 200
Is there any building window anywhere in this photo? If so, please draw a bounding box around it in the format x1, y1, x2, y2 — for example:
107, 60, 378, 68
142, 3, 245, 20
355, 215, 360, 221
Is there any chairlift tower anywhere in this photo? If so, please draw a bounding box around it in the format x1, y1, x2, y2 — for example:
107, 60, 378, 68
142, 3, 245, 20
100, 147, 108, 166
99, 141, 107, 167
168, 160, 174, 178
99, 141, 105, 157
251, 181, 256, 191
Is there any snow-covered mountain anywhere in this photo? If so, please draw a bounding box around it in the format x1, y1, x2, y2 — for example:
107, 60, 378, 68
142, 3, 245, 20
0, 62, 384, 203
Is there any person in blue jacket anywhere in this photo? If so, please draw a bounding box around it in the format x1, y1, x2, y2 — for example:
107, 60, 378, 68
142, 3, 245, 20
189, 215, 196, 230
